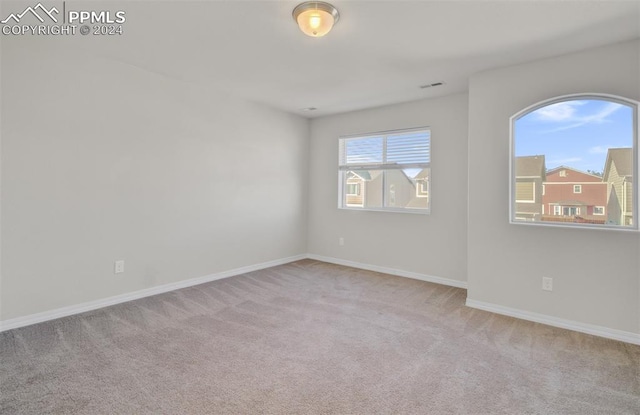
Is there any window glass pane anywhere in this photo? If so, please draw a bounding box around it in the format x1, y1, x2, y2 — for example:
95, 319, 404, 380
384, 168, 430, 209
343, 170, 383, 208
386, 132, 430, 164
512, 97, 636, 228
341, 136, 383, 165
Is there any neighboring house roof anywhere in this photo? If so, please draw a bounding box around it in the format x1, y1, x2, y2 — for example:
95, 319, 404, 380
347, 171, 372, 180
516, 155, 546, 178
603, 148, 633, 181
546, 166, 602, 181
549, 200, 588, 206
350, 169, 415, 184
414, 168, 430, 180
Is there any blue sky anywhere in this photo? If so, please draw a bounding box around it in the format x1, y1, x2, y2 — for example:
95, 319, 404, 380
515, 99, 633, 172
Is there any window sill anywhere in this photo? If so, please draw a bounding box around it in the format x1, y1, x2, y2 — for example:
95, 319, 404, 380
510, 220, 638, 232
339, 206, 430, 215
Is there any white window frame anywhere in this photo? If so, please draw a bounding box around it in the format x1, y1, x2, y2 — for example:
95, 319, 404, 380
338, 127, 431, 214
573, 185, 582, 194
510, 93, 639, 231
594, 206, 605, 215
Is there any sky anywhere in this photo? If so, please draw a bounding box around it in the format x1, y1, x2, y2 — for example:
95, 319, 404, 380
514, 99, 634, 173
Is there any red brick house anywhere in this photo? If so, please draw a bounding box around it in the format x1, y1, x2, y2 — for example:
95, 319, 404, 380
542, 166, 607, 223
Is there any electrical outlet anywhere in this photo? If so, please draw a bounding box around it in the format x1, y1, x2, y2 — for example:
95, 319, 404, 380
114, 260, 125, 274
542, 277, 553, 291
339, 237, 344, 246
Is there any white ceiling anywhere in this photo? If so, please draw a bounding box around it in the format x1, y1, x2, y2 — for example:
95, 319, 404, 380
42, 1, 640, 117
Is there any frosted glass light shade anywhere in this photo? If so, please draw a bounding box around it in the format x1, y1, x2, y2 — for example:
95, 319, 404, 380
293, 2, 339, 37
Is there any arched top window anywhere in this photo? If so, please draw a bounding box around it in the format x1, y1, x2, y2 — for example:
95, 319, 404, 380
510, 94, 638, 230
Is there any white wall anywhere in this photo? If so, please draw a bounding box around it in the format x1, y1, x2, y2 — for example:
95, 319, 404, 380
2, 31, 638, 341
467, 39, 640, 334
0, 37, 309, 321
307, 93, 469, 284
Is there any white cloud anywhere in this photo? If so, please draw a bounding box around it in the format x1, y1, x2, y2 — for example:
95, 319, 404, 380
588, 146, 609, 154
582, 102, 622, 124
534, 101, 624, 133
534, 101, 586, 122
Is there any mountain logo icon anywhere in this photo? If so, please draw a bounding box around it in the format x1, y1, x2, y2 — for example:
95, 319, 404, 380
1, 3, 59, 24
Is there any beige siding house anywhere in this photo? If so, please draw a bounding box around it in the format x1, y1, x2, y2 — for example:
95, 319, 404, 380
514, 155, 546, 221
603, 148, 633, 226
345, 171, 369, 207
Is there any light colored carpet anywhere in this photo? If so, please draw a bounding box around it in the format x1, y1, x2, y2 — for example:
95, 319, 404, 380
1, 259, 639, 414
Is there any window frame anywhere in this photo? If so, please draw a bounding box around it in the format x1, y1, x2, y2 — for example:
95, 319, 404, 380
416, 180, 429, 198
573, 185, 582, 194
338, 127, 431, 214
509, 93, 639, 231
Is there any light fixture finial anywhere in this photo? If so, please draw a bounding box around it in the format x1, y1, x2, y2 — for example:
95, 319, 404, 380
293, 1, 340, 37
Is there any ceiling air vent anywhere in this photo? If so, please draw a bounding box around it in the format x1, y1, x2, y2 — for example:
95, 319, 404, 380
420, 82, 445, 89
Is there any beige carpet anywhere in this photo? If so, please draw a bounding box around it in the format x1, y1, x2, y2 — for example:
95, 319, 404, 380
1, 259, 638, 414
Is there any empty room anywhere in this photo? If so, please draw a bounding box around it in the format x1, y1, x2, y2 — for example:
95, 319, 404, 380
1, 1, 639, 413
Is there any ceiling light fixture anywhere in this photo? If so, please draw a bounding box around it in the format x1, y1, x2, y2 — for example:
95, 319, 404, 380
293, 1, 340, 37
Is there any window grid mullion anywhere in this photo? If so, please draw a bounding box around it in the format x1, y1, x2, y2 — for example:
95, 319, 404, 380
382, 135, 388, 208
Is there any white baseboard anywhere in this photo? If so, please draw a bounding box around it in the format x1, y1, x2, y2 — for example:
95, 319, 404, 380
0, 254, 307, 333
466, 298, 640, 346
306, 253, 468, 289
6, 254, 636, 346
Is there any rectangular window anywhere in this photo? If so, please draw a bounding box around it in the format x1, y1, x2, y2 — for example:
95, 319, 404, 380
339, 128, 430, 213
515, 182, 535, 202
594, 206, 605, 215
563, 206, 580, 216
553, 206, 561, 215
573, 185, 582, 194
346, 183, 360, 196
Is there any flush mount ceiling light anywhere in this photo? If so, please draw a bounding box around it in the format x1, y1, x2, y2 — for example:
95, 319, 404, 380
293, 1, 340, 37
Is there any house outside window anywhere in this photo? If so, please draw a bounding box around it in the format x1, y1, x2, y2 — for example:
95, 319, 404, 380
594, 206, 605, 215
573, 185, 582, 193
